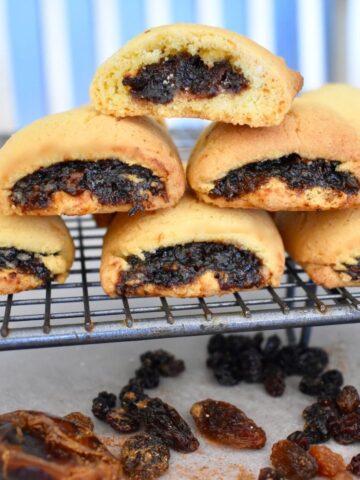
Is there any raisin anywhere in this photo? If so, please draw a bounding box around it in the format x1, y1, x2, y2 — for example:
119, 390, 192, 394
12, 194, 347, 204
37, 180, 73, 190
238, 348, 263, 383
105, 408, 140, 434
140, 349, 185, 377
226, 334, 254, 355
134, 397, 199, 453
120, 380, 149, 410
303, 400, 339, 444
258, 467, 285, 480
299, 375, 323, 396
213, 361, 242, 386
329, 411, 360, 444
347, 453, 360, 476
286, 431, 310, 450
92, 391, 117, 420
276, 346, 302, 375
319, 370, 344, 399
120, 433, 170, 480
271, 439, 318, 480
262, 335, 281, 359
309, 445, 345, 477
190, 399, 266, 449
207, 350, 226, 369
135, 366, 160, 389
264, 366, 286, 397
208, 334, 227, 354
336, 385, 360, 413
296, 348, 328, 376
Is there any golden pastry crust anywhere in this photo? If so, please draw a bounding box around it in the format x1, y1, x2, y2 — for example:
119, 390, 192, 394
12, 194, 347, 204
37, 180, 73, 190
187, 97, 360, 211
101, 194, 284, 297
276, 210, 360, 288
0, 107, 185, 216
0, 215, 74, 294
91, 23, 303, 127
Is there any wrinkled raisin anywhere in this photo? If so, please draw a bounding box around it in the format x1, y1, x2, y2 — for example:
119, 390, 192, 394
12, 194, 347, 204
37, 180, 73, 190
239, 348, 263, 383
214, 361, 242, 386
262, 335, 281, 359
296, 348, 328, 376
105, 408, 140, 434
258, 467, 285, 480
140, 349, 185, 377
276, 346, 301, 375
303, 400, 339, 443
319, 370, 344, 399
264, 366, 286, 397
329, 411, 360, 444
299, 375, 323, 396
207, 333, 227, 354
271, 439, 318, 480
135, 366, 160, 389
120, 433, 170, 480
92, 391, 117, 420
120, 379, 149, 409
286, 431, 310, 450
135, 397, 199, 453
309, 445, 345, 477
63, 412, 94, 431
347, 453, 360, 476
336, 385, 360, 413
190, 399, 266, 449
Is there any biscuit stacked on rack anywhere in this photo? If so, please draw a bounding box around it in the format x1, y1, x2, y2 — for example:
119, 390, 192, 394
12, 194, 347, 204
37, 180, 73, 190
0, 24, 359, 297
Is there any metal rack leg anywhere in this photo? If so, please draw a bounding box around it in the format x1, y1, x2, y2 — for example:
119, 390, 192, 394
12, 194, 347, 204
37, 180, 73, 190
299, 326, 312, 347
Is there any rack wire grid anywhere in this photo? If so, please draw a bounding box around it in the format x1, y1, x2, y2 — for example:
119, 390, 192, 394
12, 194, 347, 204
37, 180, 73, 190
1, 129, 360, 351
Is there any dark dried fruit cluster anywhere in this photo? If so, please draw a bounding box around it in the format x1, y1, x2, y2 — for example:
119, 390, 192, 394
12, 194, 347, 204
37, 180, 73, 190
91, 350, 195, 479
287, 384, 360, 447
207, 333, 328, 397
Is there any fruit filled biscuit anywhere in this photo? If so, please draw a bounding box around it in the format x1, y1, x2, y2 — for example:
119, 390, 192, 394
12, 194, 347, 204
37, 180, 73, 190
187, 97, 360, 211
276, 209, 360, 288
101, 194, 284, 297
91, 24, 302, 127
0, 215, 74, 294
0, 107, 185, 216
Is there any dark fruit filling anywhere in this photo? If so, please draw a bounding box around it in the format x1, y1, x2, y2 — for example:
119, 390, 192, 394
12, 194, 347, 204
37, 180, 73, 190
210, 154, 360, 199
0, 247, 52, 282
337, 257, 360, 280
11, 159, 166, 215
122, 53, 249, 104
116, 242, 263, 295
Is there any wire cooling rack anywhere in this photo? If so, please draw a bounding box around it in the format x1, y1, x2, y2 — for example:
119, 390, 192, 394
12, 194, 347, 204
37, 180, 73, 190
0, 129, 360, 351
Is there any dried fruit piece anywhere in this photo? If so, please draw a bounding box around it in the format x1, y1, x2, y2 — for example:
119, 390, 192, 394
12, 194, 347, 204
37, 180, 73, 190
190, 399, 266, 449
140, 349, 185, 377
296, 348, 328, 376
309, 445, 345, 477
347, 453, 360, 476
238, 348, 263, 383
336, 385, 360, 413
120, 433, 170, 480
120, 379, 149, 409
329, 412, 360, 444
105, 408, 140, 433
214, 361, 242, 386
135, 366, 160, 389
271, 439, 318, 480
135, 397, 199, 453
286, 431, 310, 450
258, 467, 285, 479
0, 410, 121, 479
303, 399, 339, 444
263, 366, 286, 397
92, 391, 117, 420
63, 411, 94, 431
299, 375, 323, 396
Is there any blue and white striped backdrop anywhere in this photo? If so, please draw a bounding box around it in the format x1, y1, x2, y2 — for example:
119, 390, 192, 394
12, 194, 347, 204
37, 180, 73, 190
0, 0, 359, 132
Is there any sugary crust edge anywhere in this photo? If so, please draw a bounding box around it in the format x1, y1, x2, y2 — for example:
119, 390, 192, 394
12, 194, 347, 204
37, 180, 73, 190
301, 263, 360, 289
0, 269, 68, 295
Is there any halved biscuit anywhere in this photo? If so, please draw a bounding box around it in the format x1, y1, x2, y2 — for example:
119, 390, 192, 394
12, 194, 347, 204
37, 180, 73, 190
0, 107, 185, 216
187, 94, 360, 211
276, 210, 360, 288
101, 194, 284, 297
91, 24, 302, 127
0, 215, 74, 294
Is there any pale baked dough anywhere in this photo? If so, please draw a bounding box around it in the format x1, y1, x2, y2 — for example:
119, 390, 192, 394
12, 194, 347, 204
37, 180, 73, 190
0, 107, 185, 216
101, 194, 284, 297
0, 215, 74, 294
276, 210, 360, 288
187, 95, 360, 211
91, 24, 303, 127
